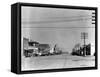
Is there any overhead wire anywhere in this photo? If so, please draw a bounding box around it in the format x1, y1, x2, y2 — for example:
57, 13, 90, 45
22, 15, 95, 28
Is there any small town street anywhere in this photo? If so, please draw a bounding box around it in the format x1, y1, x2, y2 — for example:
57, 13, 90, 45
22, 54, 95, 71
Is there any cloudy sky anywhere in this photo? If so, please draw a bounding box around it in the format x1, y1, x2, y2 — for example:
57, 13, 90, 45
21, 6, 95, 53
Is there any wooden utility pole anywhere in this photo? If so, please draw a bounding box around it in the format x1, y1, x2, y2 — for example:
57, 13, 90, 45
81, 32, 88, 56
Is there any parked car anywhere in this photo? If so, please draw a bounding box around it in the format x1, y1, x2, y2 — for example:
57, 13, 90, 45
38, 44, 50, 56
24, 49, 33, 57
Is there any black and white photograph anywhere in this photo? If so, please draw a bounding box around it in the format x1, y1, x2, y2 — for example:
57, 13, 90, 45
21, 5, 97, 71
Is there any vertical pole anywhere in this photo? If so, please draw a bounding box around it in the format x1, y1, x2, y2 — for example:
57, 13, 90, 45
81, 32, 88, 56
83, 33, 86, 56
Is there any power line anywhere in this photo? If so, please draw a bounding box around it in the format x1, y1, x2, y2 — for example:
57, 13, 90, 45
22, 15, 92, 21
22, 15, 93, 24
45, 15, 92, 19
22, 27, 95, 28
22, 17, 92, 24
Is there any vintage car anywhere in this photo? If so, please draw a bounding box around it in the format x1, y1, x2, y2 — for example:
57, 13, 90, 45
24, 49, 33, 57
38, 44, 51, 56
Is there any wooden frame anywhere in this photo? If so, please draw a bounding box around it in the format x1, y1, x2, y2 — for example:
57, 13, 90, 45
11, 2, 98, 74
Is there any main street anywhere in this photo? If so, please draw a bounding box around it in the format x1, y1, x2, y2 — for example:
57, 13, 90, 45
22, 54, 95, 71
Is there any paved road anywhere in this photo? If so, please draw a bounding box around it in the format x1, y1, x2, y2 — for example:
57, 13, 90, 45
21, 54, 95, 71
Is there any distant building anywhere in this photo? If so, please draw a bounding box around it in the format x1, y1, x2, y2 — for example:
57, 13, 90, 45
86, 44, 91, 55
23, 37, 29, 50
23, 38, 40, 57
23, 38, 51, 57
72, 44, 91, 56
38, 44, 50, 52
91, 43, 95, 56
28, 41, 39, 47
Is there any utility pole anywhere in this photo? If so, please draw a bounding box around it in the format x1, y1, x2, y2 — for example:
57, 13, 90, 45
81, 32, 88, 56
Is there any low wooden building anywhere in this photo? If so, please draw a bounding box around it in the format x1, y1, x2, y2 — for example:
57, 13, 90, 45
72, 44, 91, 56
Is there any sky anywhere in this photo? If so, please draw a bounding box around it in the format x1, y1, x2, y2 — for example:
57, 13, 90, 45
21, 6, 95, 54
